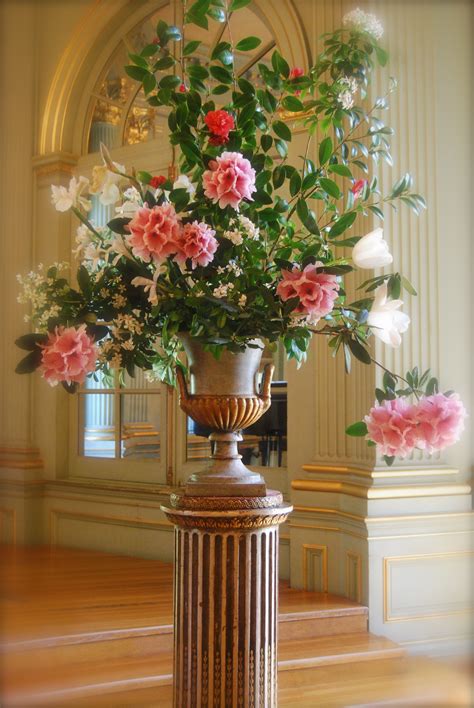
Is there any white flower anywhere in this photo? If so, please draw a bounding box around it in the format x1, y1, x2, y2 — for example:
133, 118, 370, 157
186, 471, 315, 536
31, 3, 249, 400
213, 283, 234, 299
51, 176, 91, 212
238, 294, 247, 307
173, 174, 196, 197
342, 8, 384, 40
110, 236, 134, 265
123, 186, 141, 203
131, 267, 164, 305
340, 75, 359, 94
90, 163, 126, 206
223, 228, 243, 245
352, 228, 393, 269
367, 283, 410, 347
115, 200, 140, 218
238, 215, 259, 240
338, 90, 354, 110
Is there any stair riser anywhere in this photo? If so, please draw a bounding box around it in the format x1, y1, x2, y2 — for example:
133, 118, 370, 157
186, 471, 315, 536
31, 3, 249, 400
2, 631, 173, 675
279, 613, 367, 641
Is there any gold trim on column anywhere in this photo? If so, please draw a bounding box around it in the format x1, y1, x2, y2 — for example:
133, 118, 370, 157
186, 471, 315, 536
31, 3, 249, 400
32, 152, 78, 177
302, 463, 459, 480
346, 552, 362, 603
0, 446, 43, 470
289, 522, 367, 541
293, 505, 365, 523
292, 479, 471, 499
302, 544, 328, 592
383, 552, 474, 623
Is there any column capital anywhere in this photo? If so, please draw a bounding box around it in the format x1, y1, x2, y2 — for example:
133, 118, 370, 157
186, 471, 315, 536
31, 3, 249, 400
32, 152, 79, 178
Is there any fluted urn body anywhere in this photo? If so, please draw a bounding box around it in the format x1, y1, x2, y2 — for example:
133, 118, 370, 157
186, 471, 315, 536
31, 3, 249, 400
176, 334, 274, 497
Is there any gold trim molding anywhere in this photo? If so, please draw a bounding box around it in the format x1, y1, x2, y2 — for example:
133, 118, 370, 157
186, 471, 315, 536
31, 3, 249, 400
292, 479, 471, 499
0, 507, 17, 545
32, 152, 78, 177
346, 551, 362, 603
302, 463, 459, 480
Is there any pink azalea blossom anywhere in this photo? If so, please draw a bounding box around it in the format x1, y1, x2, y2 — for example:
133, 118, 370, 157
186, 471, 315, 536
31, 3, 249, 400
364, 398, 419, 458
415, 393, 467, 453
277, 263, 339, 319
126, 204, 181, 264
202, 151, 256, 210
174, 221, 218, 269
39, 325, 98, 386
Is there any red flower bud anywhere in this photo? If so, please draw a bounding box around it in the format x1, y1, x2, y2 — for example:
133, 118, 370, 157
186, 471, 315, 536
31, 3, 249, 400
351, 179, 367, 200
204, 109, 235, 141
178, 83, 187, 93
150, 175, 167, 189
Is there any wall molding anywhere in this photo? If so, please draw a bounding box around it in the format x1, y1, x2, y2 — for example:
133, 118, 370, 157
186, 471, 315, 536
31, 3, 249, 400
0, 507, 17, 545
383, 551, 474, 623
302, 544, 328, 592
346, 551, 362, 603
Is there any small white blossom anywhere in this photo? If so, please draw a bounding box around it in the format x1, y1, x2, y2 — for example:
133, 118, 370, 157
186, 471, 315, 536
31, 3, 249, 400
352, 228, 393, 269
223, 228, 243, 246
173, 174, 196, 197
110, 236, 134, 265
367, 283, 410, 347
121, 338, 135, 351
338, 90, 354, 110
213, 283, 234, 299
238, 294, 247, 307
342, 7, 384, 40
238, 215, 259, 239
51, 176, 91, 213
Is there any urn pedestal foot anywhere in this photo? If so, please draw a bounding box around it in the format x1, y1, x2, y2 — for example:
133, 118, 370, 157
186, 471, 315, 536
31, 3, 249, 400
162, 491, 292, 708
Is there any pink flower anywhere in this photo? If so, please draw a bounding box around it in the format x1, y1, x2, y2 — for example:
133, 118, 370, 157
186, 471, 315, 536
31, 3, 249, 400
415, 393, 467, 453
39, 325, 98, 386
277, 263, 339, 319
174, 220, 218, 269
203, 151, 256, 210
351, 179, 367, 200
126, 204, 181, 264
365, 398, 419, 458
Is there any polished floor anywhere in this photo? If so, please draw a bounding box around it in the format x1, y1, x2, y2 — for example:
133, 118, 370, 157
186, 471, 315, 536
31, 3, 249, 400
0, 545, 471, 706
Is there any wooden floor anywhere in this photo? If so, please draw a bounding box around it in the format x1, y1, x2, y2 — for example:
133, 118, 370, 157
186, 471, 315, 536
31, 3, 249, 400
0, 545, 471, 707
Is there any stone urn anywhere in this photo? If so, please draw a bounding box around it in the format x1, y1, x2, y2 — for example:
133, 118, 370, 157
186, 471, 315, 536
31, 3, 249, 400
175, 332, 275, 497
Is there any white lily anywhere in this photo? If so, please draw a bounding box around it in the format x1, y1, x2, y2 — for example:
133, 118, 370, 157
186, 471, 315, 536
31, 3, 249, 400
90, 163, 126, 206
110, 236, 134, 265
173, 174, 196, 197
131, 267, 165, 305
367, 283, 410, 347
51, 176, 91, 212
352, 228, 393, 269
115, 200, 140, 218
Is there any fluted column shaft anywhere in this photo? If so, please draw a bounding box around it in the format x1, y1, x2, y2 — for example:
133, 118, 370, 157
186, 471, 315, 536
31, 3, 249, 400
163, 494, 291, 708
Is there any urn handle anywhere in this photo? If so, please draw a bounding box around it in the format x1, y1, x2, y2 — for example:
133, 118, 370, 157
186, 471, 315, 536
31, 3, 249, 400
260, 363, 275, 399
176, 366, 189, 403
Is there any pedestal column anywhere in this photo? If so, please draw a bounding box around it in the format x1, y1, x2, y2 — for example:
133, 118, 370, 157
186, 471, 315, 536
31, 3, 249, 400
162, 491, 291, 707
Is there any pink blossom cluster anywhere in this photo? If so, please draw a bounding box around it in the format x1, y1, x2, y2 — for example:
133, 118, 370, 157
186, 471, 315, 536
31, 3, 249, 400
126, 204, 218, 269
365, 393, 466, 458
203, 152, 256, 210
276, 263, 340, 320
40, 325, 98, 386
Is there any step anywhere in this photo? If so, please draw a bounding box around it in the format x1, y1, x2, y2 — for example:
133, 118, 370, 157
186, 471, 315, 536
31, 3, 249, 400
1, 634, 403, 706
278, 656, 472, 707
5, 654, 470, 707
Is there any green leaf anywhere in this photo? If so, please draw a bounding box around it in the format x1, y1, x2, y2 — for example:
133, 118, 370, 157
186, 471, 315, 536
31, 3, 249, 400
236, 36, 262, 51
426, 377, 439, 395
272, 165, 285, 188
319, 177, 341, 199
165, 25, 182, 41
124, 65, 148, 82
128, 53, 149, 69
183, 40, 201, 56
384, 455, 395, 466
107, 217, 131, 235
272, 120, 292, 141
271, 50, 290, 78
187, 64, 209, 80
401, 276, 417, 296
296, 198, 309, 222
261, 134, 272, 152
229, 0, 251, 10
274, 139, 288, 158
208, 7, 226, 22
375, 45, 388, 67
328, 211, 357, 238
77, 265, 91, 296
289, 172, 302, 197
159, 74, 181, 89
143, 72, 156, 95
153, 56, 175, 71
348, 338, 371, 365
328, 163, 352, 178
180, 141, 202, 164
15, 349, 42, 375
15, 333, 47, 351
169, 188, 190, 211
345, 421, 368, 437
209, 65, 233, 84
319, 136, 332, 165
282, 95, 304, 112
368, 205, 384, 220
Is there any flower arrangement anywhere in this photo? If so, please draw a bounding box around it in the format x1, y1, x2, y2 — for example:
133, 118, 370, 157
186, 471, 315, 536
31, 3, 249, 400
15, 4, 466, 464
